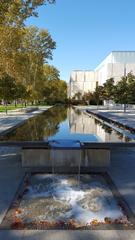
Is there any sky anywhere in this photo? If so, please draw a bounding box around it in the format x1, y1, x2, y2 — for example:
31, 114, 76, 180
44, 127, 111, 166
26, 0, 135, 82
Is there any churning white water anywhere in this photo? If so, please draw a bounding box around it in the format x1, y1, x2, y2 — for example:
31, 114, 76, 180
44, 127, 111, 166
18, 174, 126, 225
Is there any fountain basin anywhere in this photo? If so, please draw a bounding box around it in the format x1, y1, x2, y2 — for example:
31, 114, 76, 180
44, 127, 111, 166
1, 173, 134, 230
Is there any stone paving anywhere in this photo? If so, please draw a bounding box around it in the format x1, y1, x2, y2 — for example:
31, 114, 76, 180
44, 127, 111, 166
0, 230, 134, 240
0, 106, 51, 135
82, 107, 135, 131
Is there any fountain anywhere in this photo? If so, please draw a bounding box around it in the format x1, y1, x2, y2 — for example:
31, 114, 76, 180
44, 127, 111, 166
0, 140, 134, 230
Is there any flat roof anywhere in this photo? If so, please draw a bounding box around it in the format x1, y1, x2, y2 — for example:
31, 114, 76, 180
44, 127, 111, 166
70, 51, 135, 76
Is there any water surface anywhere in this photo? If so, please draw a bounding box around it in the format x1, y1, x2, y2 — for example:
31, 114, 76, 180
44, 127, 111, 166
0, 107, 134, 142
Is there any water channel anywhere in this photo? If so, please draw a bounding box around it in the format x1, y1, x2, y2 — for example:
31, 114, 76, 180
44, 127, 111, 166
0, 106, 134, 142
1, 106, 135, 230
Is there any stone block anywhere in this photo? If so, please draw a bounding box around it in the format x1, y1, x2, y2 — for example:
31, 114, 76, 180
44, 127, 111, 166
86, 149, 110, 167
22, 149, 82, 168
22, 149, 51, 167
51, 149, 82, 166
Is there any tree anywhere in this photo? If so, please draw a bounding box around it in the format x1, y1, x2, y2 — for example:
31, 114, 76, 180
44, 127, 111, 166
20, 27, 56, 101
0, 25, 56, 103
43, 64, 60, 81
14, 83, 28, 107
0, 0, 55, 26
0, 0, 56, 105
56, 80, 67, 103
127, 72, 135, 104
42, 65, 67, 104
0, 26, 24, 78
73, 92, 82, 101
114, 76, 129, 112
82, 91, 93, 105
106, 72, 135, 112
93, 85, 104, 108
0, 74, 16, 113
103, 78, 115, 108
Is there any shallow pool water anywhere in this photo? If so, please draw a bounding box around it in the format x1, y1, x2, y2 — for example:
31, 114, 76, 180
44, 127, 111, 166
0, 107, 134, 142
2, 173, 130, 230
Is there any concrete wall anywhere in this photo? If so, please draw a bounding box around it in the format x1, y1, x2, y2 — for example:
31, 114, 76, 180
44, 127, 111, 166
21, 148, 110, 169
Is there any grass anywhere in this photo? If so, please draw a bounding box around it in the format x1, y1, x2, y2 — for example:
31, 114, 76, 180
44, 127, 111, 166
0, 104, 28, 112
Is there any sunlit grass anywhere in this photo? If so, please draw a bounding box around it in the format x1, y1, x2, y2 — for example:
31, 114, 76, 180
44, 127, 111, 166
0, 104, 28, 112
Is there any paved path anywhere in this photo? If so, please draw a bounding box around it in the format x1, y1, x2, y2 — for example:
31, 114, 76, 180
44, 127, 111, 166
0, 230, 134, 240
0, 107, 51, 135
86, 109, 135, 131
109, 148, 135, 214
0, 147, 24, 224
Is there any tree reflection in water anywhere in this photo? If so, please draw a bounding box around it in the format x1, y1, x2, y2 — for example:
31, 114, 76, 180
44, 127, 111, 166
0, 106, 67, 141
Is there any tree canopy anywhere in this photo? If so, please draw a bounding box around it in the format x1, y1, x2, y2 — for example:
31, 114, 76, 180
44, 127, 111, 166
0, 0, 68, 109
0, 0, 55, 26
42, 65, 67, 104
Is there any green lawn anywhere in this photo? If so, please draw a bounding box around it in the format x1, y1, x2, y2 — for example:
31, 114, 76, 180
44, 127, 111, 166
0, 104, 27, 112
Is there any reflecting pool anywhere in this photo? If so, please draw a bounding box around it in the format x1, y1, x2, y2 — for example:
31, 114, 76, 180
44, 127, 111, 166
0, 107, 135, 142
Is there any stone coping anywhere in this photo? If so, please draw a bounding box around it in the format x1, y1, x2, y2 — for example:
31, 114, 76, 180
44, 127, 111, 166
86, 109, 135, 133
0, 141, 135, 149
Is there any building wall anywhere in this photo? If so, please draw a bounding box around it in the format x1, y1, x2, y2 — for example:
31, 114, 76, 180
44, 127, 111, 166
69, 51, 135, 98
69, 70, 96, 98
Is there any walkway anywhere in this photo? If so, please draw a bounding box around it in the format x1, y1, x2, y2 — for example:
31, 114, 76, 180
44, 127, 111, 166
86, 108, 135, 131
0, 107, 51, 135
0, 229, 134, 240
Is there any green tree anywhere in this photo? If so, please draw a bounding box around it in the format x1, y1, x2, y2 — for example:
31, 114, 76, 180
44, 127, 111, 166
73, 92, 82, 101
127, 72, 135, 104
82, 91, 93, 105
0, 0, 55, 26
0, 74, 16, 113
42, 65, 67, 104
0, 0, 56, 105
0, 26, 24, 78
14, 83, 28, 107
103, 78, 115, 108
43, 64, 60, 81
114, 76, 129, 112
20, 27, 56, 101
93, 85, 104, 108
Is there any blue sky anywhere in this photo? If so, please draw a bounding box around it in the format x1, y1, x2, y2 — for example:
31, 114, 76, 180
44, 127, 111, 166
26, 0, 135, 82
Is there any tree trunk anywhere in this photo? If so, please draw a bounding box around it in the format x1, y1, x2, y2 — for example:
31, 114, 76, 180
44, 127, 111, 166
5, 101, 7, 114
124, 104, 126, 113
14, 100, 17, 107
107, 100, 110, 110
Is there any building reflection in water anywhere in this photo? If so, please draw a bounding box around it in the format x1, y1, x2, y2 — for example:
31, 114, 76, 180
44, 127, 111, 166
0, 106, 133, 143
68, 108, 133, 142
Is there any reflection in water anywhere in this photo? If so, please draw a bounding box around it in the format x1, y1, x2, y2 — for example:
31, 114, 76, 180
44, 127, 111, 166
0, 107, 134, 142
0, 107, 67, 141
68, 108, 135, 142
